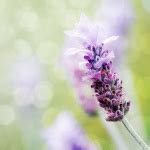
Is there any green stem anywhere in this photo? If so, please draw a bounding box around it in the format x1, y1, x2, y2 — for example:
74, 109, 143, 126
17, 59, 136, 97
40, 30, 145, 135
122, 117, 150, 150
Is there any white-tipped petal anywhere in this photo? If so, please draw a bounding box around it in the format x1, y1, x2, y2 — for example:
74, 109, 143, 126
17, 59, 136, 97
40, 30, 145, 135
103, 36, 119, 44
77, 13, 92, 31
107, 51, 115, 59
96, 26, 106, 45
80, 13, 90, 25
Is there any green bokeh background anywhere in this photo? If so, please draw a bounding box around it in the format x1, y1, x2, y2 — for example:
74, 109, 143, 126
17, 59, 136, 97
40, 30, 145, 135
0, 0, 150, 150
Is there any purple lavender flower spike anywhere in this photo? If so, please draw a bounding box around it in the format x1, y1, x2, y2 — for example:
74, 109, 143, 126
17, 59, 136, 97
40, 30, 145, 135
42, 112, 99, 150
65, 14, 130, 121
91, 62, 130, 121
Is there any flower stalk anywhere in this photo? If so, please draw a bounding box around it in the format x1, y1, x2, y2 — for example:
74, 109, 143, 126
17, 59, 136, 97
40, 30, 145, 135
122, 117, 150, 150
64, 14, 150, 149
99, 111, 129, 150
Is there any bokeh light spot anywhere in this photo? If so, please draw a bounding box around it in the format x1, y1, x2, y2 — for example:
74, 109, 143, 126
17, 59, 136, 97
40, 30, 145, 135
0, 105, 15, 125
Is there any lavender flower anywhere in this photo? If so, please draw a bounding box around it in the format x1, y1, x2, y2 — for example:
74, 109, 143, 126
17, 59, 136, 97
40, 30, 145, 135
96, 0, 134, 64
99, 0, 134, 35
65, 14, 130, 121
42, 112, 99, 150
11, 52, 42, 107
62, 36, 98, 115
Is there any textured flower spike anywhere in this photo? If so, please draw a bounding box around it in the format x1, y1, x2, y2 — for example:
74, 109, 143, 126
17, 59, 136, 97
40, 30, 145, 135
64, 13, 150, 150
91, 62, 130, 121
65, 14, 130, 121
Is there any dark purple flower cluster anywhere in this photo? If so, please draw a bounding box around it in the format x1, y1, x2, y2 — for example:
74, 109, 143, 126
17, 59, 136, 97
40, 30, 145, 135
87, 45, 130, 121
65, 14, 131, 121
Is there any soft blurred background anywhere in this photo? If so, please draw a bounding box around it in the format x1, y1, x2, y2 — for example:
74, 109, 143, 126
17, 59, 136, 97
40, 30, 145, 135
0, 0, 150, 150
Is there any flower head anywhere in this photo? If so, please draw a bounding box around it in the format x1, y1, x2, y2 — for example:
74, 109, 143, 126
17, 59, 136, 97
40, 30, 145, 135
42, 112, 98, 150
65, 14, 130, 121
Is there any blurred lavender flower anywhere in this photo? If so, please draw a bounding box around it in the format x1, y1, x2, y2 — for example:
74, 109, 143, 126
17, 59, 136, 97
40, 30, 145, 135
63, 0, 134, 117
99, 0, 134, 35
62, 36, 98, 115
42, 112, 98, 150
10, 51, 43, 107
96, 0, 134, 63
64, 14, 130, 121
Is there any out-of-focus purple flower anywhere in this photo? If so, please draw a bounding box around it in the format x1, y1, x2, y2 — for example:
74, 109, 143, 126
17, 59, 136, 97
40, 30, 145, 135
42, 112, 99, 150
11, 54, 41, 88
64, 14, 130, 121
10, 52, 44, 107
96, 0, 134, 63
62, 38, 98, 115
98, 0, 134, 35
